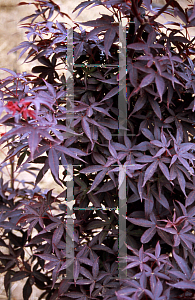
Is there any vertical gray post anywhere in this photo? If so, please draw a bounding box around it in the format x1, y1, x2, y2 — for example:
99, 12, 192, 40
66, 164, 74, 279
65, 26, 75, 278
118, 22, 127, 136
66, 27, 74, 134
118, 165, 127, 278
118, 21, 127, 278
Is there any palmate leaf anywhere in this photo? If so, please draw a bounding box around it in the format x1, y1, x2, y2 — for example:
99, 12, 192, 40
2, 0, 195, 299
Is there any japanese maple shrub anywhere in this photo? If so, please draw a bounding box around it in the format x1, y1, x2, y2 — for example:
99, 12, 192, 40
1, 0, 195, 299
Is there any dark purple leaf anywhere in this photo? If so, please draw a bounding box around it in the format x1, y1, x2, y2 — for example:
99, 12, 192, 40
74, 42, 84, 62
58, 279, 71, 296
155, 73, 165, 102
23, 278, 32, 300
87, 169, 107, 193
52, 224, 64, 246
82, 117, 92, 143
104, 27, 116, 59
28, 130, 41, 160
48, 148, 60, 184
87, 192, 101, 207
130, 96, 146, 116
169, 281, 195, 290
139, 73, 155, 88
92, 258, 99, 278
74, 259, 80, 282
127, 42, 148, 51
141, 128, 154, 140
141, 225, 156, 243
186, 190, 195, 207
101, 86, 119, 101
142, 161, 158, 187
149, 98, 162, 120
159, 161, 170, 180
98, 125, 112, 140
80, 165, 104, 174
176, 168, 186, 196
126, 217, 154, 227
43, 79, 56, 98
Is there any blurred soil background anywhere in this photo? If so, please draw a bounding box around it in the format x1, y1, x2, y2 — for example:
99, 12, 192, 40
0, 0, 193, 299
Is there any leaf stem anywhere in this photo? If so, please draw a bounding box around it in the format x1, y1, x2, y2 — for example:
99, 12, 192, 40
131, 0, 144, 24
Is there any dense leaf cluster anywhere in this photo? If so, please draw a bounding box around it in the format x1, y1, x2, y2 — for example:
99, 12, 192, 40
1, 0, 195, 299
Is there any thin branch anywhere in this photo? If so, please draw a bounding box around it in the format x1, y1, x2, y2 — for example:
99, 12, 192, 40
129, 0, 175, 58
149, 0, 175, 23
131, 0, 144, 24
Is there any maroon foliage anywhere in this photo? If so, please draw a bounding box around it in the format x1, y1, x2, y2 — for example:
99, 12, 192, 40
1, 0, 195, 299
